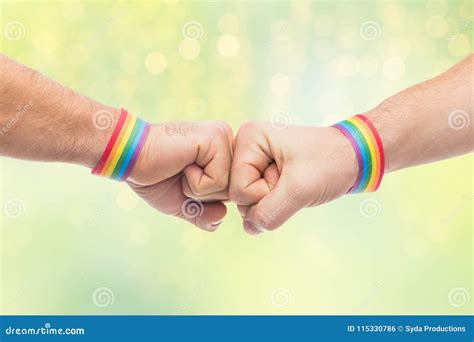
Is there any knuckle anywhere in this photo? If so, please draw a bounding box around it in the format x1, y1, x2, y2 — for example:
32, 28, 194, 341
229, 185, 248, 204
186, 181, 207, 197
216, 120, 233, 135
239, 120, 260, 132
228, 186, 241, 203
214, 173, 229, 191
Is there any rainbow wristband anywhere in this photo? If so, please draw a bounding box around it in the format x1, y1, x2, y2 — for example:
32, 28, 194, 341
332, 114, 385, 193
92, 108, 150, 181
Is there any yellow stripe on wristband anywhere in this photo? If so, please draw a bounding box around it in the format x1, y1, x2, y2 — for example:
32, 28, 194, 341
92, 108, 150, 182
347, 116, 380, 191
103, 115, 138, 177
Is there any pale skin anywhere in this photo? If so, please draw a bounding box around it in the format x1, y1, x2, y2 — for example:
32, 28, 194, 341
0, 53, 233, 231
230, 54, 473, 234
0, 53, 472, 235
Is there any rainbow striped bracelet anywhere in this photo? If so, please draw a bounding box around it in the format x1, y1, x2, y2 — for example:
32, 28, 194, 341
332, 114, 385, 193
92, 108, 150, 181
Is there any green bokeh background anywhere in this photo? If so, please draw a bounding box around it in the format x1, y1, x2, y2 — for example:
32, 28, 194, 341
0, 0, 472, 315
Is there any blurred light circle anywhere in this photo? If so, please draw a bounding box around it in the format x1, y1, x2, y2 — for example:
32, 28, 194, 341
317, 91, 354, 124
217, 34, 240, 57
425, 15, 449, 38
271, 19, 289, 36
458, 1, 473, 17
89, 81, 111, 100
383, 4, 407, 32
387, 38, 411, 58
383, 58, 405, 80
335, 55, 359, 77
35, 32, 57, 56
426, 0, 448, 15
61, 3, 84, 19
269, 73, 291, 95
117, 79, 137, 98
179, 39, 201, 60
313, 39, 334, 61
289, 47, 308, 73
145, 52, 167, 74
448, 33, 471, 57
185, 97, 206, 116
314, 15, 334, 37
218, 14, 239, 34
359, 55, 379, 77
291, 1, 312, 23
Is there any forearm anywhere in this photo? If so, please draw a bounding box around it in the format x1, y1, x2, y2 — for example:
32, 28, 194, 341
364, 54, 473, 173
0, 53, 119, 168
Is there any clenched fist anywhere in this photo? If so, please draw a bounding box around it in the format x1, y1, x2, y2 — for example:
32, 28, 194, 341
128, 120, 234, 232
229, 121, 358, 234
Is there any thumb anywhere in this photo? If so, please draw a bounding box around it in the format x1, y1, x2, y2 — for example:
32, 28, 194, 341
243, 173, 306, 235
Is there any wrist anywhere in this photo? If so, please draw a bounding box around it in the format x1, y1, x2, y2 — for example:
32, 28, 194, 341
363, 106, 397, 173
363, 93, 419, 173
331, 114, 385, 193
91, 108, 151, 181
66, 105, 122, 169
326, 126, 359, 194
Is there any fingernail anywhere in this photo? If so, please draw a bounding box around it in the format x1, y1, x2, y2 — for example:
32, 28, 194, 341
211, 220, 223, 227
244, 220, 262, 235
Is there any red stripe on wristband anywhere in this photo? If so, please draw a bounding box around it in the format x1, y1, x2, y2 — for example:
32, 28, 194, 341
355, 114, 385, 191
332, 114, 385, 193
92, 109, 127, 175
92, 108, 150, 182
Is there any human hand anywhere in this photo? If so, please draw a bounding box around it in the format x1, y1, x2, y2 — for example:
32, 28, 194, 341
127, 120, 233, 232
229, 121, 358, 234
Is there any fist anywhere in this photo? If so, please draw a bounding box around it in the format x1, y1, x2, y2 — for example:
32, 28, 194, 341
128, 120, 234, 231
229, 121, 357, 234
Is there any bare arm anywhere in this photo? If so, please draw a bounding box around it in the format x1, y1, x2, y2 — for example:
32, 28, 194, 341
0, 53, 118, 168
230, 55, 474, 234
0, 54, 232, 231
366, 54, 473, 173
